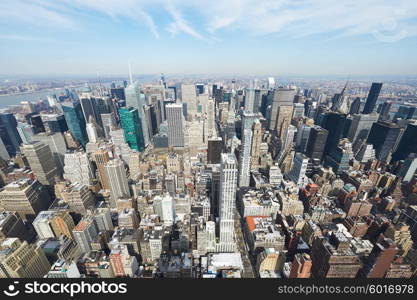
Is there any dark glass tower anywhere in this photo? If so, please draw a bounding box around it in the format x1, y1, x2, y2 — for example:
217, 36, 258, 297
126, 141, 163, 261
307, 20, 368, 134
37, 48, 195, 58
305, 125, 328, 161
349, 97, 361, 115
366, 121, 401, 162
0, 113, 22, 156
62, 101, 88, 146
321, 112, 347, 158
362, 83, 383, 114
392, 122, 417, 162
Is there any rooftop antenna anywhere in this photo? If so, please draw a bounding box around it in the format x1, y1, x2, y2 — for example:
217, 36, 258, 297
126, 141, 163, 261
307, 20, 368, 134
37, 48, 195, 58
128, 60, 133, 85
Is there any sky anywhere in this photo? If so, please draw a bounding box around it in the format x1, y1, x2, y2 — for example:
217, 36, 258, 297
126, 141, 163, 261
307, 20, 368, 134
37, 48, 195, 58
1, 0, 417, 77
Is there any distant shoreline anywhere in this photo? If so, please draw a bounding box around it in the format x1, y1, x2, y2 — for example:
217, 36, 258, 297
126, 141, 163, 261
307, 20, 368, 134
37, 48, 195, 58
0, 88, 67, 97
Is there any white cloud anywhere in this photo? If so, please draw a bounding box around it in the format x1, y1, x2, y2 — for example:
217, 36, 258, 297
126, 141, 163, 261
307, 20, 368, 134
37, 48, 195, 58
2, 0, 417, 42
0, 0, 77, 29
165, 1, 205, 40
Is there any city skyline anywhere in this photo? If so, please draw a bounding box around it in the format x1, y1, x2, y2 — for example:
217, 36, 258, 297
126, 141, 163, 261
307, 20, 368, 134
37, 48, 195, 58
1, 0, 417, 76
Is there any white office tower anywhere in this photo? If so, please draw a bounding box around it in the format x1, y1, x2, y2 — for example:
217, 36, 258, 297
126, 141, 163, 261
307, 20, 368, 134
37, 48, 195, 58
355, 143, 376, 163
105, 159, 131, 206
206, 99, 216, 138
93, 209, 114, 232
279, 125, 297, 161
239, 129, 253, 187
244, 88, 255, 112
166, 103, 185, 147
287, 153, 309, 188
268, 77, 275, 90
161, 194, 175, 225
269, 164, 283, 185
33, 211, 56, 239
181, 84, 197, 116
47, 260, 81, 278
86, 122, 98, 143
125, 81, 150, 146
101, 112, 116, 139
110, 128, 132, 163
73, 216, 98, 254
206, 221, 216, 253
217, 153, 238, 252
63, 150, 95, 186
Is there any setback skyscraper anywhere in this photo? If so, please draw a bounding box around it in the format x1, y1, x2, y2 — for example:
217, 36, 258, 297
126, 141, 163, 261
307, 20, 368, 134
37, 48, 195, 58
217, 153, 238, 252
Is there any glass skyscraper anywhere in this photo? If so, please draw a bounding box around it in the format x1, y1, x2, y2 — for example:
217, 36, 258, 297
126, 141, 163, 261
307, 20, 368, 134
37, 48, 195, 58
362, 82, 383, 114
124, 82, 150, 146
119, 107, 145, 152
62, 101, 88, 146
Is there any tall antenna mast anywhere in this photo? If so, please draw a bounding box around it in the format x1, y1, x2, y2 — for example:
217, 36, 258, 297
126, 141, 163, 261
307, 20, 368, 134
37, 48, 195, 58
128, 60, 133, 85
96, 70, 103, 96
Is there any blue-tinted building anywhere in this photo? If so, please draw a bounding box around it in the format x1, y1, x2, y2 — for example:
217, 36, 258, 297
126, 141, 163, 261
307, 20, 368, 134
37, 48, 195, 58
62, 101, 87, 146
0, 113, 22, 156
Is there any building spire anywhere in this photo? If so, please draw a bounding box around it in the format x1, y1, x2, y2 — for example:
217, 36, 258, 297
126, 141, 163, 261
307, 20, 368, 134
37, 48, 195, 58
128, 60, 133, 85
341, 80, 349, 95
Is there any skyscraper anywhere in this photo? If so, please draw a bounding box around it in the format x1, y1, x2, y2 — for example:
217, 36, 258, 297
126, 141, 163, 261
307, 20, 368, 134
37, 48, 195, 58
119, 107, 145, 152
125, 81, 150, 146
61, 183, 95, 215
269, 88, 296, 132
250, 119, 263, 170
0, 179, 52, 221
362, 83, 383, 114
0, 113, 22, 157
93, 149, 111, 190
0, 238, 51, 278
217, 153, 238, 252
105, 159, 131, 206
349, 97, 361, 115
166, 103, 185, 148
63, 150, 95, 186
86, 122, 99, 143
62, 101, 88, 146
305, 125, 328, 161
378, 101, 392, 121
207, 137, 223, 164
392, 122, 417, 162
321, 112, 347, 158
367, 121, 401, 162
244, 88, 255, 112
287, 153, 309, 187
239, 128, 253, 187
100, 112, 117, 140
181, 84, 197, 116
20, 141, 60, 186
347, 113, 378, 145
72, 216, 99, 254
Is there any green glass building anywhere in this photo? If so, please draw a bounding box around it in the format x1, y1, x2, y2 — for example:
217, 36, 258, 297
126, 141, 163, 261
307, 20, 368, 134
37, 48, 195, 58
119, 107, 145, 152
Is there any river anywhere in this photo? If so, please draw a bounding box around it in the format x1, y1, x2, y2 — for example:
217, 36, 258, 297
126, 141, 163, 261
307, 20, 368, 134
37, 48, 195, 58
0, 88, 67, 108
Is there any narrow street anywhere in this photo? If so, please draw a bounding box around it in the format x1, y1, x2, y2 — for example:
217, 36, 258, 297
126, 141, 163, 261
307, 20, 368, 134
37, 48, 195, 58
234, 212, 256, 278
